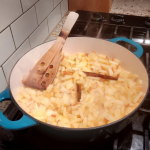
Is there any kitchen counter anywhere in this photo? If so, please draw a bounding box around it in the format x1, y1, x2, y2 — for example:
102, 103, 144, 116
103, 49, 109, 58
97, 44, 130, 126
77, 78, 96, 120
110, 0, 150, 16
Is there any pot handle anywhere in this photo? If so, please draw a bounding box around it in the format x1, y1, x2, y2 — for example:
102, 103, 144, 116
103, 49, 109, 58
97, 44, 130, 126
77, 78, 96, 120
109, 37, 143, 58
0, 88, 37, 130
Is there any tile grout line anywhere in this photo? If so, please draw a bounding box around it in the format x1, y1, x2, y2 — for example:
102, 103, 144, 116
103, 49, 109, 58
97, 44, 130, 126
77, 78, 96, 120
52, 0, 54, 9
1, 67, 8, 85
1, 38, 31, 84
42, 0, 64, 25
9, 26, 17, 50
0, 1, 62, 34
20, 0, 40, 14
28, 37, 32, 50
1, 1, 67, 68
53, 0, 63, 10
0, 14, 23, 34
60, 0, 63, 18
0, 1, 40, 34
19, 0, 24, 13
46, 17, 50, 35
34, 5, 39, 25
1, 9, 63, 68
0, 0, 67, 100
25, 1, 66, 45
1, 37, 30, 69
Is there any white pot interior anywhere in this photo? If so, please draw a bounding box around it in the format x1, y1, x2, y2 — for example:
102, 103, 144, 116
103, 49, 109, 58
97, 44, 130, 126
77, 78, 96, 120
10, 37, 149, 101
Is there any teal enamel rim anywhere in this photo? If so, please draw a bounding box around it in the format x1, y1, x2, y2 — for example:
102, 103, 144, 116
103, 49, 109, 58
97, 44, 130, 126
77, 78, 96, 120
109, 37, 143, 58
0, 88, 37, 130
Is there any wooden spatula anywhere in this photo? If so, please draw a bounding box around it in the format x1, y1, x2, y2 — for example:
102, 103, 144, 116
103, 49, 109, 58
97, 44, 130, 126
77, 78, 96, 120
23, 12, 79, 90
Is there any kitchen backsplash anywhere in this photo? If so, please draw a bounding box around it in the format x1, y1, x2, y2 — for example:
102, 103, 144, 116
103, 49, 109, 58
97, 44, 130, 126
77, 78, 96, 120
0, 0, 68, 93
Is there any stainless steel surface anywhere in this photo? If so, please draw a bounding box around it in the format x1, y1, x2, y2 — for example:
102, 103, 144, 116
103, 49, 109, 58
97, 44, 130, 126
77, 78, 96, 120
0, 100, 11, 113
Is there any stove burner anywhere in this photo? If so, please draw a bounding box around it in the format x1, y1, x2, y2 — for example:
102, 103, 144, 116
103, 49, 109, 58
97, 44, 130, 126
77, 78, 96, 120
111, 15, 124, 23
91, 12, 103, 21
145, 18, 150, 26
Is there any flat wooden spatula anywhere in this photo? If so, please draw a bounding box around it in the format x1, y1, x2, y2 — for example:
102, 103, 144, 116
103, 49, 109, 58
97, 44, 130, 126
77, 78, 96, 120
23, 12, 79, 90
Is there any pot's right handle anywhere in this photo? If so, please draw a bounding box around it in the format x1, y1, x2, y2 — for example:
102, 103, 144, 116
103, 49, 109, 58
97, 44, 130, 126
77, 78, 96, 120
0, 88, 37, 130
109, 37, 143, 58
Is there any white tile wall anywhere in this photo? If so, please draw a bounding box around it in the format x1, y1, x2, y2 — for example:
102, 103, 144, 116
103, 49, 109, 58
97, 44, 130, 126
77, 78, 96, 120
11, 6, 38, 49
3, 39, 30, 81
0, 0, 68, 92
47, 4, 62, 33
0, 0, 22, 33
0, 68, 7, 93
21, 0, 39, 12
35, 0, 53, 24
0, 27, 16, 66
54, 0, 62, 8
29, 19, 49, 49
61, 0, 68, 17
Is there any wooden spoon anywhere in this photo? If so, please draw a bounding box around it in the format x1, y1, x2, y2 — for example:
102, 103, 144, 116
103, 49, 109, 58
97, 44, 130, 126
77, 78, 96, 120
24, 12, 79, 90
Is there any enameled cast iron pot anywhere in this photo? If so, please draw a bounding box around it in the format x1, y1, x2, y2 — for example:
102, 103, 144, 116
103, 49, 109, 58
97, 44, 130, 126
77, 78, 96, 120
0, 37, 149, 142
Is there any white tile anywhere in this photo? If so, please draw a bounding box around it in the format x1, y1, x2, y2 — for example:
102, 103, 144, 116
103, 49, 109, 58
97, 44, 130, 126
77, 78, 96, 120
53, 0, 62, 8
11, 6, 38, 48
61, 0, 68, 17
21, 0, 38, 12
3, 39, 30, 81
35, 0, 53, 24
0, 67, 8, 93
0, 27, 16, 66
29, 19, 49, 49
0, 0, 22, 33
47, 4, 61, 33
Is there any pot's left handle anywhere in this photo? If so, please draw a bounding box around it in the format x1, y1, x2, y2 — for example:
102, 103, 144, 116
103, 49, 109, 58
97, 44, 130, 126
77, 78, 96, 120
0, 88, 37, 130
109, 37, 143, 58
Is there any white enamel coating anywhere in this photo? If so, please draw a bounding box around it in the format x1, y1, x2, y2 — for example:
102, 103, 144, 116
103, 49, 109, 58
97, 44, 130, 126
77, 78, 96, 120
10, 37, 149, 102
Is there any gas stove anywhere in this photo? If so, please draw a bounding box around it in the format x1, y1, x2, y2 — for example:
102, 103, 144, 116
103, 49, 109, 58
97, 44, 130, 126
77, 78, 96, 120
1, 10, 150, 150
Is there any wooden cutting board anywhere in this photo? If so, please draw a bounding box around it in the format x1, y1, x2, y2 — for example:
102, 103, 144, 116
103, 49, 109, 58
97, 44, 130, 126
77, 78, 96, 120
69, 0, 112, 13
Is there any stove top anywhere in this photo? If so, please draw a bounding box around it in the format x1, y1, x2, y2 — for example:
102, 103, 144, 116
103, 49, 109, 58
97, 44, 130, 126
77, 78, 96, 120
1, 10, 150, 150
